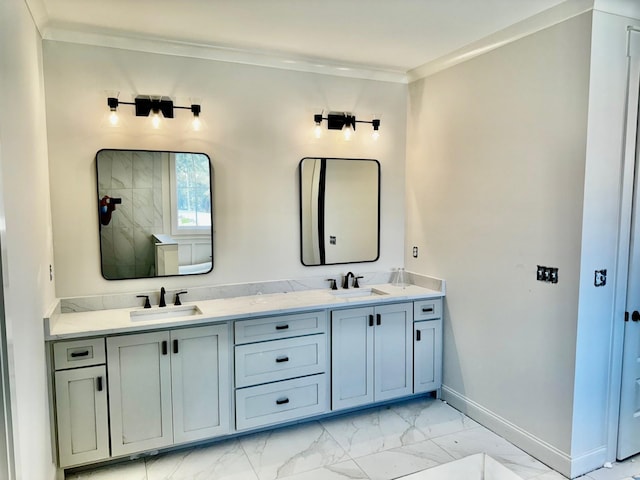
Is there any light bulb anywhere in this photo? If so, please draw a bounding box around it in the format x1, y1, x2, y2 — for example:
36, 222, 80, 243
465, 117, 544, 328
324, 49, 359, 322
109, 110, 119, 126
314, 124, 322, 139
151, 112, 161, 129
192, 115, 202, 131
372, 130, 379, 141
343, 125, 353, 141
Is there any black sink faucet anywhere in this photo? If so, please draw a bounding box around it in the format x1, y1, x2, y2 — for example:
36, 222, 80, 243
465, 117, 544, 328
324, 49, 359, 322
159, 287, 166, 307
342, 272, 355, 289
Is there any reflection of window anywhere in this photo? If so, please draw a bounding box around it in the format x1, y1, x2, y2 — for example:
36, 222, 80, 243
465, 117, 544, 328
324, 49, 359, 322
170, 153, 211, 234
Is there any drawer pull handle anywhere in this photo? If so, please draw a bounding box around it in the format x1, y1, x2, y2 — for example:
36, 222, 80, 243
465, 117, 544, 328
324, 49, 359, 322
96, 376, 103, 392
422, 307, 434, 313
416, 330, 422, 342
275, 324, 289, 330
275, 356, 289, 363
70, 350, 90, 358
276, 397, 290, 405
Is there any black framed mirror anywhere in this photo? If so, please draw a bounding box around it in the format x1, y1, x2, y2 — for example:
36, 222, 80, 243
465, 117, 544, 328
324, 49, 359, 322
96, 149, 213, 280
299, 157, 380, 266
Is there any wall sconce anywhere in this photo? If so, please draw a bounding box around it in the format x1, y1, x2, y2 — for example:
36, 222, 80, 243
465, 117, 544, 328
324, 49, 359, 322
107, 95, 202, 130
313, 111, 380, 140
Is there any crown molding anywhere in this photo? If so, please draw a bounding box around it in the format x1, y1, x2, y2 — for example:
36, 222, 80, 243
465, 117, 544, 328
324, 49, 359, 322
23, 0, 48, 36
594, 0, 640, 19
407, 0, 594, 83
41, 26, 409, 84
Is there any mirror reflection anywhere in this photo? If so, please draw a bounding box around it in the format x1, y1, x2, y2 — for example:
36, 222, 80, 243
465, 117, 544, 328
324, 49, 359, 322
96, 149, 213, 280
299, 157, 380, 266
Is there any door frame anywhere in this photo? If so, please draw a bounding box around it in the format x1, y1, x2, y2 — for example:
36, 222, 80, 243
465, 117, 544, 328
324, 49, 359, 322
609, 26, 640, 461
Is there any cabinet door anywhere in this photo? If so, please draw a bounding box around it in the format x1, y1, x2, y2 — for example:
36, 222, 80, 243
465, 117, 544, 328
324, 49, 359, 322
171, 324, 230, 444
107, 332, 173, 456
331, 307, 374, 410
374, 303, 413, 402
55, 366, 109, 467
414, 319, 442, 393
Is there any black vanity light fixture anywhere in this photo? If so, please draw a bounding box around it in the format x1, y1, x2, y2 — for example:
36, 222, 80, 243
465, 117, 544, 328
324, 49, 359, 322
107, 95, 202, 131
313, 111, 380, 140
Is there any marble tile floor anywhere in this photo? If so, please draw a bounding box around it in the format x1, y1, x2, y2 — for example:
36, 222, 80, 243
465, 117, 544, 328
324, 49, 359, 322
66, 397, 640, 480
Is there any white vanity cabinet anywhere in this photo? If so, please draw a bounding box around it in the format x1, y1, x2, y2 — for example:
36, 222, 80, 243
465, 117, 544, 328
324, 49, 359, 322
234, 311, 330, 430
331, 302, 413, 410
48, 287, 444, 472
413, 298, 443, 393
53, 338, 109, 467
107, 324, 230, 457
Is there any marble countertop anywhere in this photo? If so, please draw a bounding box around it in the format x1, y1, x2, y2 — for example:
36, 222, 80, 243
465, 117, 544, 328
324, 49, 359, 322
45, 283, 443, 341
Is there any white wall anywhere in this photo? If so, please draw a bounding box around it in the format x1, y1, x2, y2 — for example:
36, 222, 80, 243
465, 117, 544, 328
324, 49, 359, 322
43, 41, 407, 298
0, 0, 57, 479
406, 12, 593, 474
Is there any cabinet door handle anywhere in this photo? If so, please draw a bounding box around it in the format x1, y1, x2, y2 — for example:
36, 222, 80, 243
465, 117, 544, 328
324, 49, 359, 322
369, 315, 374, 327
275, 324, 289, 330
173, 339, 179, 354
416, 330, 422, 341
275, 356, 289, 363
276, 397, 290, 405
162, 341, 168, 355
70, 350, 90, 358
96, 376, 103, 392
376, 314, 381, 326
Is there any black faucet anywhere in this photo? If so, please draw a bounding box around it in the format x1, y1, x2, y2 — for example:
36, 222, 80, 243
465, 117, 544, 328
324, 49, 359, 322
342, 272, 355, 289
136, 295, 151, 308
174, 291, 187, 306
159, 287, 166, 307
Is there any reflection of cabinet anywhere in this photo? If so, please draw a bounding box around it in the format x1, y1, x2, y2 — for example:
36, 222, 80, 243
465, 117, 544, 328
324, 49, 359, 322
331, 303, 413, 410
107, 324, 230, 457
53, 339, 109, 467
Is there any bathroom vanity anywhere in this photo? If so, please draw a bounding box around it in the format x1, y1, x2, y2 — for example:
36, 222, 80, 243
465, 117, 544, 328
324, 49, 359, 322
45, 283, 443, 470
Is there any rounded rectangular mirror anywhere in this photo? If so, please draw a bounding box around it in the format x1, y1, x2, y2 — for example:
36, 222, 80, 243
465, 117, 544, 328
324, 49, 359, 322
299, 157, 380, 266
96, 149, 213, 279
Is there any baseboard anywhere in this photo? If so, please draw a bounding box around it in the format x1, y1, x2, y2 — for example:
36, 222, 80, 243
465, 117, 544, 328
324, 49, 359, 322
441, 386, 574, 477
568, 446, 608, 479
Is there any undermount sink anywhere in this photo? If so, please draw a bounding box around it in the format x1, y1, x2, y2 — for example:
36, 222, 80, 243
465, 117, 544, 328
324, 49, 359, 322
331, 288, 389, 299
130, 305, 202, 321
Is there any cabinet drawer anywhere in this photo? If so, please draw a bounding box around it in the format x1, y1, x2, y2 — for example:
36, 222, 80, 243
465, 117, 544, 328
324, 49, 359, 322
236, 374, 328, 430
53, 338, 106, 370
413, 298, 442, 321
234, 311, 327, 344
235, 335, 326, 388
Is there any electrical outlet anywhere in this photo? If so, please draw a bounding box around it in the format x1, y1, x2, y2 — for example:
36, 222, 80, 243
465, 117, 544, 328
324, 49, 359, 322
329, 236, 336, 245
412, 246, 418, 258
537, 265, 558, 284
594, 269, 607, 287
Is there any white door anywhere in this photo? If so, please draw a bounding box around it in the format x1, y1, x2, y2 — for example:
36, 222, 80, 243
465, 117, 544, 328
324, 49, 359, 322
414, 319, 443, 394
331, 307, 374, 410
55, 366, 109, 466
618, 29, 640, 461
107, 332, 173, 456
374, 303, 413, 401
171, 324, 230, 444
